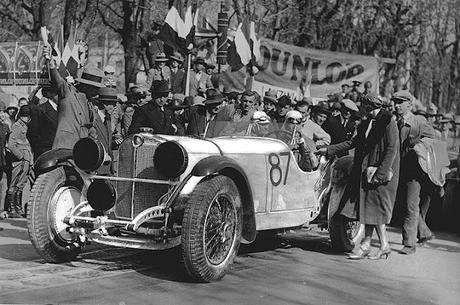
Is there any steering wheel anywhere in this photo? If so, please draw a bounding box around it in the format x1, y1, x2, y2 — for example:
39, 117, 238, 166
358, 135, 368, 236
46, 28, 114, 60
265, 129, 302, 162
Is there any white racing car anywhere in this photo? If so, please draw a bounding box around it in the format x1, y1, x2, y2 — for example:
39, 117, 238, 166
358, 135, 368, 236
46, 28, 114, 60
27, 112, 358, 282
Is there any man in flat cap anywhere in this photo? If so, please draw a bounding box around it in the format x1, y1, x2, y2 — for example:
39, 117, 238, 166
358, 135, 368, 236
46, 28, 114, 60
393, 90, 437, 255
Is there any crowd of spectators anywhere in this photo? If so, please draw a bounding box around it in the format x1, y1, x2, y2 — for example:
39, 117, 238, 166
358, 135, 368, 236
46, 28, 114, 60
0, 49, 457, 229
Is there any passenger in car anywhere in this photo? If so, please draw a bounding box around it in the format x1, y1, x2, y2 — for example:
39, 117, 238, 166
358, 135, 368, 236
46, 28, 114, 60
283, 110, 319, 172
295, 98, 331, 146
220, 90, 258, 135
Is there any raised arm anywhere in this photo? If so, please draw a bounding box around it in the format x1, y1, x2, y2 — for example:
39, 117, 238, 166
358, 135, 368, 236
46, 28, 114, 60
43, 45, 67, 100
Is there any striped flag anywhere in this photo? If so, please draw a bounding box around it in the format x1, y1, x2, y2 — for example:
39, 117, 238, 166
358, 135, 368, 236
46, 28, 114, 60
158, 2, 197, 54
61, 25, 79, 79
227, 17, 261, 72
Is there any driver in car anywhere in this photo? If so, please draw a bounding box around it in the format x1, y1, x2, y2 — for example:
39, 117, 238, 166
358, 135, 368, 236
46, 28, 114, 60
283, 110, 319, 172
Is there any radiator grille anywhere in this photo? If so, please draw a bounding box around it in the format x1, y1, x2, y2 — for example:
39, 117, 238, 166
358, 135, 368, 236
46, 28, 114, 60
114, 138, 170, 219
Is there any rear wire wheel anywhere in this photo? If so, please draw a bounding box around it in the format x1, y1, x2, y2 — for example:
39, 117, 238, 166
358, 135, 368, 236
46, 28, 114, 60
181, 176, 242, 282
329, 215, 360, 252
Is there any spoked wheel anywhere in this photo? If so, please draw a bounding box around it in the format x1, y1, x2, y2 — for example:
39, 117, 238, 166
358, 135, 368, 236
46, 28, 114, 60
182, 176, 242, 282
329, 215, 360, 252
204, 194, 238, 266
27, 167, 85, 262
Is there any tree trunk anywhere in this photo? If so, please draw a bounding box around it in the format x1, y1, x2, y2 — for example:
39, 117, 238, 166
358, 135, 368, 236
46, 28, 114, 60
32, 0, 52, 40
447, 17, 459, 112
64, 0, 78, 41
78, 0, 100, 40
121, 0, 137, 89
431, 76, 441, 109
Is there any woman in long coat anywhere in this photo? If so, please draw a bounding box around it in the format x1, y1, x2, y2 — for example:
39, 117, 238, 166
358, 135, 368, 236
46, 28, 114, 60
324, 93, 400, 259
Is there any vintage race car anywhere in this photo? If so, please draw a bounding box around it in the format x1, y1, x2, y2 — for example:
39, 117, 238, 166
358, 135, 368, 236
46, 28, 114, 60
27, 116, 358, 282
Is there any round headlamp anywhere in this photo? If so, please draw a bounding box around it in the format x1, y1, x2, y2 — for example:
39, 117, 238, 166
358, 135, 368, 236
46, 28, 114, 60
153, 141, 188, 178
73, 137, 105, 172
87, 179, 116, 211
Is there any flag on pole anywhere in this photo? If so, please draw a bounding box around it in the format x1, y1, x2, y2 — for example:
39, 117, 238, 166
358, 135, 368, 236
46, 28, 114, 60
227, 17, 261, 72
158, 2, 197, 54
61, 24, 79, 79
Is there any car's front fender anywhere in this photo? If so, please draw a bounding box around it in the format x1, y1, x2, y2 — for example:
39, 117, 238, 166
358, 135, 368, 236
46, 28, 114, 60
34, 148, 73, 175
189, 156, 257, 244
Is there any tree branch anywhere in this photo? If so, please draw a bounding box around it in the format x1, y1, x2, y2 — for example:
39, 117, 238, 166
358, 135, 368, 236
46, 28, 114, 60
98, 6, 122, 34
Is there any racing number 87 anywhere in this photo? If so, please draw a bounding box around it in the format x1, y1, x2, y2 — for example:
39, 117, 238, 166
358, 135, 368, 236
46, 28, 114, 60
268, 152, 291, 186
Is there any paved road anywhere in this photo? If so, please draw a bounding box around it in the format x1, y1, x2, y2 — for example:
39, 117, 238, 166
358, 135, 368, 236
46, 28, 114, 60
0, 219, 459, 305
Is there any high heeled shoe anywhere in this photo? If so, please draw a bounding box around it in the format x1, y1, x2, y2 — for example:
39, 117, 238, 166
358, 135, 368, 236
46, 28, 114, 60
369, 247, 391, 260
348, 246, 371, 260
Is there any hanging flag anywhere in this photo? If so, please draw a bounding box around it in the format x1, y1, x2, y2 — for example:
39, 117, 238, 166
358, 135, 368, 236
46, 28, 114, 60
227, 17, 252, 71
158, 3, 197, 54
249, 21, 261, 64
185, 7, 198, 51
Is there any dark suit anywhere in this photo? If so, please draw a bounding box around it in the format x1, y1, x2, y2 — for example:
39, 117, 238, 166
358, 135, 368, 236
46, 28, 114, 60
92, 108, 112, 155
128, 102, 175, 135
170, 69, 186, 94
92, 107, 114, 175
28, 100, 58, 159
323, 116, 348, 156
177, 105, 230, 138
342, 118, 356, 140
49, 68, 97, 150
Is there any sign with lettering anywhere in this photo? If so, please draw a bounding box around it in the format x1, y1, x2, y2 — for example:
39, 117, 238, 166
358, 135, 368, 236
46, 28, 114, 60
255, 38, 379, 98
0, 41, 50, 86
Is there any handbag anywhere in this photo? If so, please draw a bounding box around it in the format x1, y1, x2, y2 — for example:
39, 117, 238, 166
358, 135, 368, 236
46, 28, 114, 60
366, 166, 393, 184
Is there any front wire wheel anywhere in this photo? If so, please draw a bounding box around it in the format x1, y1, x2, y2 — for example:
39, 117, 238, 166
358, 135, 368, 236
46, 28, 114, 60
182, 176, 242, 282
27, 167, 84, 262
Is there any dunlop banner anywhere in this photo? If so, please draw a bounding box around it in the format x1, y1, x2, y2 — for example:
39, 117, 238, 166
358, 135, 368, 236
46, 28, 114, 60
256, 38, 379, 98
0, 41, 49, 86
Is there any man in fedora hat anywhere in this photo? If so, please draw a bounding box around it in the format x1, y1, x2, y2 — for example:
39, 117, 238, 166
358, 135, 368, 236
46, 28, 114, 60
169, 52, 186, 94
176, 88, 230, 138
4, 105, 33, 218
128, 80, 176, 135
146, 52, 171, 89
263, 89, 278, 120
188, 57, 213, 97
43, 45, 102, 150
91, 87, 122, 174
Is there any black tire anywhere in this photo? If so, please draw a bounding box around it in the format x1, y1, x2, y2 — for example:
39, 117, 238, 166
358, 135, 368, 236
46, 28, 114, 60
181, 175, 242, 282
27, 167, 84, 263
329, 215, 359, 252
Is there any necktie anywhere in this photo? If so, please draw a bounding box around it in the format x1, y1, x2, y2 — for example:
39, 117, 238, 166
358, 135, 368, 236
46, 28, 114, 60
365, 119, 374, 138
397, 117, 405, 130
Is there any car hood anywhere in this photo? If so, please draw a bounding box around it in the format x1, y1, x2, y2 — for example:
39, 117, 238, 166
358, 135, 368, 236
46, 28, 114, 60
158, 135, 288, 155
